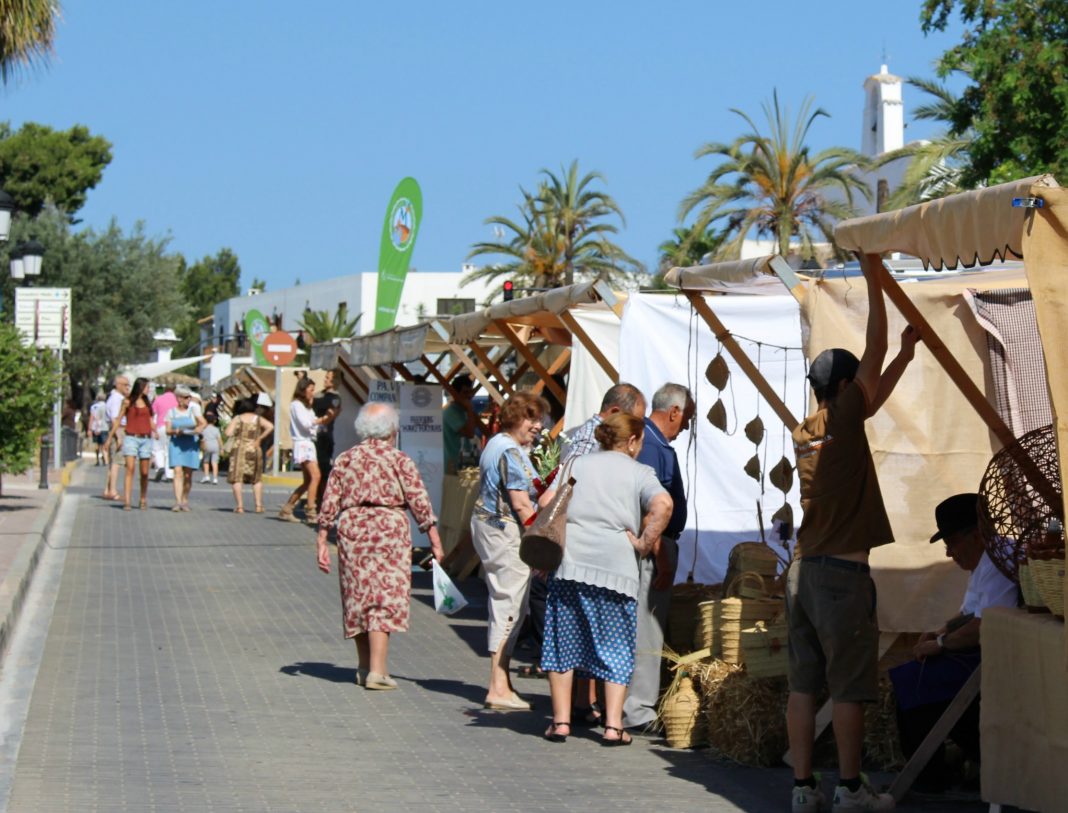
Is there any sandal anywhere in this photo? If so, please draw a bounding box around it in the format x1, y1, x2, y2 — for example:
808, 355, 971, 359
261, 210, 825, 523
601, 726, 632, 747
123, 504, 132, 512
572, 702, 603, 727
517, 665, 547, 680
234, 507, 244, 514
543, 722, 570, 743
254, 506, 264, 513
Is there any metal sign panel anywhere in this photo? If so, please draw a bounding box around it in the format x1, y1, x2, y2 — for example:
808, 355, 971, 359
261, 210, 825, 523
14, 287, 72, 350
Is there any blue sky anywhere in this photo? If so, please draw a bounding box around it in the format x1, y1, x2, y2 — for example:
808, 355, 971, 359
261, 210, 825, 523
3, 2, 963, 292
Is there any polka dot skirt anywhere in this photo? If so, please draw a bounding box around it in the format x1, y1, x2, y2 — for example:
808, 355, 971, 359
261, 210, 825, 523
540, 576, 637, 685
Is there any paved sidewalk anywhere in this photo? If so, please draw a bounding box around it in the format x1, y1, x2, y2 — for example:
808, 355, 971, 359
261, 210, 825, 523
3, 474, 988, 812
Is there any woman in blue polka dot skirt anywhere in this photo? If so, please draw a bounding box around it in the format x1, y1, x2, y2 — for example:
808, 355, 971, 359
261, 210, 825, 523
539, 413, 674, 745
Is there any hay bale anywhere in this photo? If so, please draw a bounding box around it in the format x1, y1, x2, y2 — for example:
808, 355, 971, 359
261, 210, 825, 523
692, 659, 789, 766
864, 677, 905, 771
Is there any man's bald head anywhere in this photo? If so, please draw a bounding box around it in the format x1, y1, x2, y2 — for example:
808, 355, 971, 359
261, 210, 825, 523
355, 402, 399, 441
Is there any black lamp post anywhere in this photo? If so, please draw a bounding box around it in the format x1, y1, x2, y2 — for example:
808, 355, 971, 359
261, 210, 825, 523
0, 188, 14, 243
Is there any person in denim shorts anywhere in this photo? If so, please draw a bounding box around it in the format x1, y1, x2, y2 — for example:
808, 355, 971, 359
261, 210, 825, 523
786, 259, 921, 813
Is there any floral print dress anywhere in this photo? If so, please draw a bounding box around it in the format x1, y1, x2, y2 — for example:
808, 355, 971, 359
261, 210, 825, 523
319, 438, 436, 637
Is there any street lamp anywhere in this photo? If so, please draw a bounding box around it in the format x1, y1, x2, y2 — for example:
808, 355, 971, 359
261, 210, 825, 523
0, 189, 14, 243
9, 245, 23, 279
20, 239, 44, 276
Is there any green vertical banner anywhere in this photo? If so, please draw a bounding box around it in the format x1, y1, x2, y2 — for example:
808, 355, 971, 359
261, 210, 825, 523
244, 308, 270, 365
375, 177, 422, 331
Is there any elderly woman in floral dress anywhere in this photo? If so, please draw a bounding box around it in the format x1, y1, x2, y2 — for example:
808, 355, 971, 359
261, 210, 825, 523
316, 402, 444, 690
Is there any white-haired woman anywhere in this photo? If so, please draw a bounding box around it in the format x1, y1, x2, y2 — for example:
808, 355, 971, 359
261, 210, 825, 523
316, 402, 444, 690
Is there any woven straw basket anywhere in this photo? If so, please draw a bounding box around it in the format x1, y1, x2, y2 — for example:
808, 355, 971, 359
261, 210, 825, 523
694, 597, 783, 663
1030, 555, 1065, 618
1018, 562, 1049, 613
661, 675, 702, 748
667, 582, 721, 654
739, 617, 789, 679
724, 542, 780, 594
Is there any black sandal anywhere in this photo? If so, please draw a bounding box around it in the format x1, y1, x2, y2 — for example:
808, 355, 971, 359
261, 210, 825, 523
543, 721, 570, 743
571, 701, 603, 727
517, 665, 547, 679
601, 725, 632, 747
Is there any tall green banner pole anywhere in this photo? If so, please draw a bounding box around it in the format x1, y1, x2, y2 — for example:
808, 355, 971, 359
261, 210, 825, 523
374, 177, 422, 332
244, 308, 270, 365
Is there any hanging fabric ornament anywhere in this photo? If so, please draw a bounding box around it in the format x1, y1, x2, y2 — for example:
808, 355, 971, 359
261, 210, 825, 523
705, 354, 730, 390
707, 399, 727, 432
744, 415, 765, 446
771, 503, 794, 539
768, 456, 794, 493
744, 454, 761, 482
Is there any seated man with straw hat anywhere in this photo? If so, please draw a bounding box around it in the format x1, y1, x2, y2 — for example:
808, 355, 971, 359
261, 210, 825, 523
889, 493, 1017, 795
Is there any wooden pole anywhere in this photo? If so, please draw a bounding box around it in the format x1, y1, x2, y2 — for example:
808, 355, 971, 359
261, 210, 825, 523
447, 345, 506, 405
493, 320, 569, 405
531, 348, 572, 396
557, 310, 619, 383
867, 255, 1062, 517
685, 291, 798, 429
337, 357, 368, 397
467, 341, 514, 396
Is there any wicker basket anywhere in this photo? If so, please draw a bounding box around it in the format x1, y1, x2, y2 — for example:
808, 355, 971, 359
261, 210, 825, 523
693, 597, 783, 662
1030, 554, 1065, 618
660, 675, 703, 748
730, 571, 771, 600
1018, 562, 1049, 613
724, 542, 781, 596
667, 582, 721, 654
739, 618, 789, 679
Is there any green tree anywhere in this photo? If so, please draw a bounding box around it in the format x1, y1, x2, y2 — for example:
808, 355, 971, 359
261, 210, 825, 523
0, 321, 60, 493
0, 122, 112, 219
0, 0, 60, 83
0, 208, 189, 402
249, 277, 266, 293
464, 160, 643, 299
921, 0, 1068, 185
876, 75, 974, 208
175, 248, 241, 353
297, 304, 361, 342
679, 92, 872, 260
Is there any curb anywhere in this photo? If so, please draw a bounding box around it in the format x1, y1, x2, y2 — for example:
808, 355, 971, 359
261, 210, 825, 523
0, 459, 78, 659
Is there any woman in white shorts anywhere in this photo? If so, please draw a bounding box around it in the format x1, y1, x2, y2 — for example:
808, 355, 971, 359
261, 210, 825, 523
279, 376, 326, 524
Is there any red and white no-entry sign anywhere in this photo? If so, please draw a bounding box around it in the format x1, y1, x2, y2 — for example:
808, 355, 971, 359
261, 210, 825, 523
263, 330, 298, 366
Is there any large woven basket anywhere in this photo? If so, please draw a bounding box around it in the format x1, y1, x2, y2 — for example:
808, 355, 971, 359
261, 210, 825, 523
724, 542, 781, 595
739, 617, 789, 679
660, 675, 703, 748
667, 582, 721, 654
1030, 555, 1065, 618
693, 597, 783, 662
1018, 562, 1049, 613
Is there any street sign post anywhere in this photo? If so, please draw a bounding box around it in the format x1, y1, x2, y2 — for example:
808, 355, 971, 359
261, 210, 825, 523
264, 331, 298, 475
14, 287, 71, 350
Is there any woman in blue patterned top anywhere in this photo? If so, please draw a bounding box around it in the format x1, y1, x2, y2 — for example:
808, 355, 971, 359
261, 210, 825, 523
470, 391, 549, 711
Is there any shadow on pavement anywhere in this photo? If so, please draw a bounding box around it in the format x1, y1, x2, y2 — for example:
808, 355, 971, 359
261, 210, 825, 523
409, 677, 486, 704
278, 661, 355, 683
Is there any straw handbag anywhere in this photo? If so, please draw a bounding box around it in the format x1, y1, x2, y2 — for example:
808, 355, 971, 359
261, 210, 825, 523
1029, 554, 1065, 618
519, 463, 576, 571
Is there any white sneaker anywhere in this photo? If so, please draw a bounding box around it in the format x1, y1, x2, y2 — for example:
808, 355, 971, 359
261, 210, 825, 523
792, 781, 826, 813
832, 778, 894, 812
211, 477, 218, 484
200, 475, 211, 483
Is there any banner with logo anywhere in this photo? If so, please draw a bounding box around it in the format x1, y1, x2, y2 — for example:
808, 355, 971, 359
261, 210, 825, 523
244, 308, 270, 365
374, 177, 422, 332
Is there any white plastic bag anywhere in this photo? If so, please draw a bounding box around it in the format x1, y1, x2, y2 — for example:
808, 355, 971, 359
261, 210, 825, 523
432, 560, 468, 615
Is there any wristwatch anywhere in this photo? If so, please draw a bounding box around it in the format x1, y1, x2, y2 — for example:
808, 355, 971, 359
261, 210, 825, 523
936, 633, 947, 652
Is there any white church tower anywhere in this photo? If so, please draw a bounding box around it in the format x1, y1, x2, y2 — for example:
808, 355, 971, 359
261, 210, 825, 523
861, 64, 904, 157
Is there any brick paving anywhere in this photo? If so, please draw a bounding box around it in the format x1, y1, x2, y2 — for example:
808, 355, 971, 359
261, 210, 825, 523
3, 478, 987, 812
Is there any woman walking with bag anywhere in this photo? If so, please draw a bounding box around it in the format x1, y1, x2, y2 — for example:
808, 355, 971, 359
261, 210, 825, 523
103, 377, 155, 511
538, 413, 673, 744
469, 391, 549, 711
280, 377, 326, 523
166, 386, 207, 511
316, 402, 443, 689
225, 397, 274, 513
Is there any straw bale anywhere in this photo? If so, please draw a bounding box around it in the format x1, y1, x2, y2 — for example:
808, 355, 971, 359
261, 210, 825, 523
864, 677, 905, 770
692, 659, 788, 766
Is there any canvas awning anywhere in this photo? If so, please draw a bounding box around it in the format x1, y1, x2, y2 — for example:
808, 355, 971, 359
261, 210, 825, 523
447, 282, 604, 344
834, 174, 1060, 269
664, 255, 798, 295
122, 355, 210, 381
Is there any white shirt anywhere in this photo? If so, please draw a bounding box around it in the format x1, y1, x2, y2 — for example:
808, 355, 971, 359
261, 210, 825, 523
290, 401, 319, 443
960, 552, 1018, 618
105, 389, 125, 427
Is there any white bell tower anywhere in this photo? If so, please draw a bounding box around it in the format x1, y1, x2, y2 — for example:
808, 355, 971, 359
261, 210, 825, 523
861, 64, 904, 157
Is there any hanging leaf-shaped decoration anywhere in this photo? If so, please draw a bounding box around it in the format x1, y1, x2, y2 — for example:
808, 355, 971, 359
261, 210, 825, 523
768, 456, 794, 493
744, 455, 761, 482
744, 416, 765, 446
706, 399, 727, 432
771, 503, 794, 539
705, 354, 730, 390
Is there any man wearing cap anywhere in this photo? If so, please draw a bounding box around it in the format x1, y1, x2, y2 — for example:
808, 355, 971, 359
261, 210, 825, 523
888, 493, 1017, 793
786, 264, 921, 813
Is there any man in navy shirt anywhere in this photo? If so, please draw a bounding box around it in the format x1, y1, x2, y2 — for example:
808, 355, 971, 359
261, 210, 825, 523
623, 382, 694, 731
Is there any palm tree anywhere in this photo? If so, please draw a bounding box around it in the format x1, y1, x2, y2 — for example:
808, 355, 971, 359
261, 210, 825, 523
658, 225, 723, 270
298, 304, 361, 343
464, 160, 643, 299
0, 0, 60, 83
876, 75, 974, 209
679, 91, 872, 261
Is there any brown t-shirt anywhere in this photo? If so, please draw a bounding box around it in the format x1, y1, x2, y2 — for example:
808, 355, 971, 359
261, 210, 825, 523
791, 381, 893, 557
